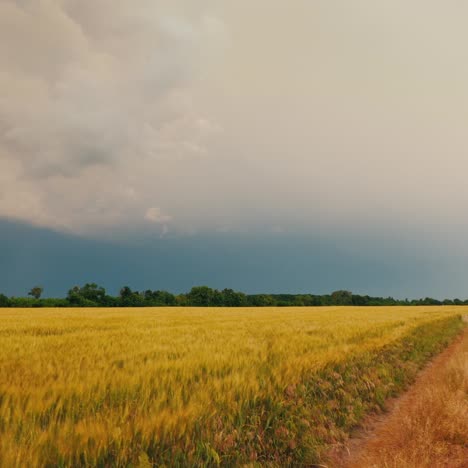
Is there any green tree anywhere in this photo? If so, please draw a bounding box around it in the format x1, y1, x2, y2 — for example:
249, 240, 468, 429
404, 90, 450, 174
119, 286, 145, 306
186, 286, 216, 306
143, 290, 177, 306
0, 294, 9, 307
119, 286, 133, 300
66, 283, 107, 306
80, 283, 106, 303
28, 286, 43, 300
330, 290, 353, 305
247, 294, 277, 306
221, 288, 247, 307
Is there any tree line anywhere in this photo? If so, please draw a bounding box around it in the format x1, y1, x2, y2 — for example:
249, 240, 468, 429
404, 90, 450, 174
0, 284, 467, 308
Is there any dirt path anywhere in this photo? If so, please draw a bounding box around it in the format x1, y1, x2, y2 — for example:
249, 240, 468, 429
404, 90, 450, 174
325, 318, 468, 468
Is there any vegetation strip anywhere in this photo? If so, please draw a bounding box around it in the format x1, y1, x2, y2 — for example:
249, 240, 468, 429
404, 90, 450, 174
2, 283, 468, 308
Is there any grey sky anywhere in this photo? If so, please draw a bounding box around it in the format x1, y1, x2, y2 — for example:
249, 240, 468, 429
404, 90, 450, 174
1, 0, 468, 243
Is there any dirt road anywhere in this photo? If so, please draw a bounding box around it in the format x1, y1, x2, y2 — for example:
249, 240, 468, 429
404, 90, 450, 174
326, 318, 468, 468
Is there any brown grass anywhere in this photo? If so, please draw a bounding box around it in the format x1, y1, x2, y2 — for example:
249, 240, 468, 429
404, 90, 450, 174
347, 323, 468, 468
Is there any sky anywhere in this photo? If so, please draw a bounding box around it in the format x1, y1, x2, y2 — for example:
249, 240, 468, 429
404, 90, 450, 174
2, 1, 468, 297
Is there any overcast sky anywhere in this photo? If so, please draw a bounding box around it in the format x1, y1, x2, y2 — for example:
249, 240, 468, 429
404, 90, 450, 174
2, 1, 468, 296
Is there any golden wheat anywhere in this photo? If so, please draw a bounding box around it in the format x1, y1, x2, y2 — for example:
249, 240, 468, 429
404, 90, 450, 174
0, 306, 464, 466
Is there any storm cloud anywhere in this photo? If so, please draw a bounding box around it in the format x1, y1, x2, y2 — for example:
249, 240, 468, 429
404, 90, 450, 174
0, 0, 225, 231
2, 0, 468, 243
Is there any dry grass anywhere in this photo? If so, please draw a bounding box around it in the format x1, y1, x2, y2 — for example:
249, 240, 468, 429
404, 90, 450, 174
0, 306, 464, 467
350, 322, 468, 468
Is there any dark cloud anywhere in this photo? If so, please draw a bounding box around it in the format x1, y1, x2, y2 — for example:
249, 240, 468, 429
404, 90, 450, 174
3, 218, 466, 299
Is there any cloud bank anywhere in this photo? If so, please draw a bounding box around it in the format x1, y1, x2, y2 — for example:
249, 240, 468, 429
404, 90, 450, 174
2, 0, 468, 243
0, 0, 224, 232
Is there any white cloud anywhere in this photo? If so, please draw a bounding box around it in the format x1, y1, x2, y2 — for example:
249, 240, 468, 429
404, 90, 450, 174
144, 207, 172, 224
3, 0, 468, 240
0, 0, 225, 233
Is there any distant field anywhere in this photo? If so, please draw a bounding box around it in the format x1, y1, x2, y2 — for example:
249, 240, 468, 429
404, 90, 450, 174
0, 307, 464, 467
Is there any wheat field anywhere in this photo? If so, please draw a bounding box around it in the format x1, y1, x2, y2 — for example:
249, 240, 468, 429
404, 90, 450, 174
0, 306, 464, 467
